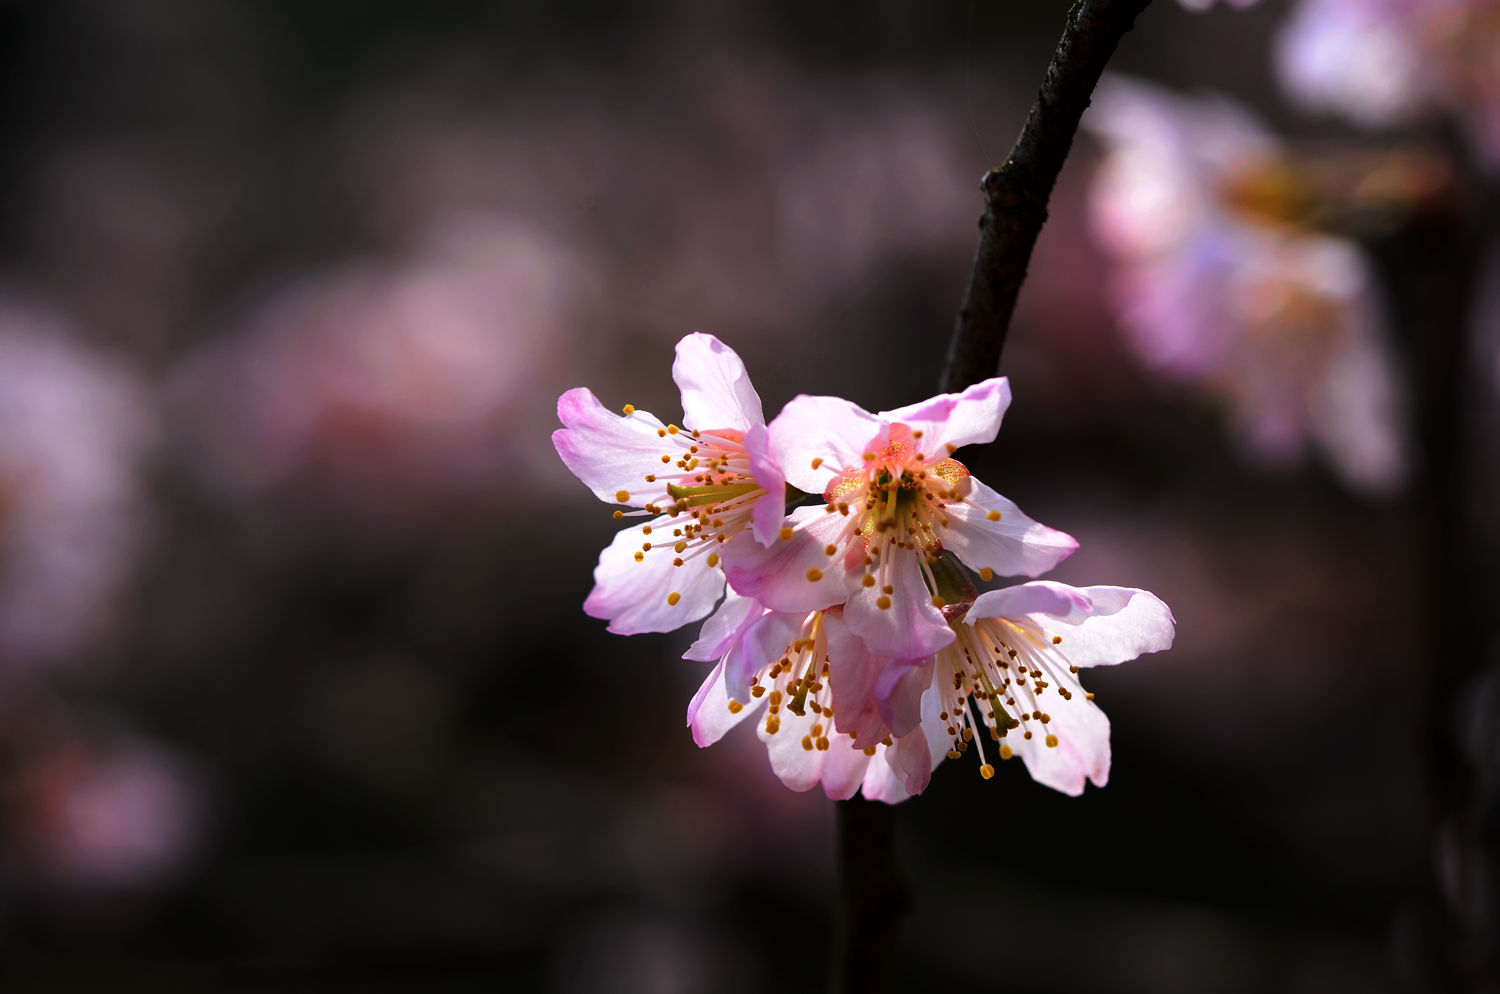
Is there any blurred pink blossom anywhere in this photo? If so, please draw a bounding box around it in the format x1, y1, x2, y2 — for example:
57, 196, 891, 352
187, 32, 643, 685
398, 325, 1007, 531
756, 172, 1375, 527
1277, 0, 1500, 168
0, 305, 154, 668
7, 735, 205, 894
1085, 78, 1409, 494
171, 215, 592, 524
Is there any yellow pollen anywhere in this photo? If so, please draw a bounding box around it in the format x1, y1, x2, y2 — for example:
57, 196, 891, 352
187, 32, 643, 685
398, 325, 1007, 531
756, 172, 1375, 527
657, 429, 667, 438
806, 568, 823, 582
979, 568, 994, 581
824, 544, 837, 557
707, 553, 719, 567
642, 525, 653, 535
999, 744, 1014, 760
876, 595, 892, 610
945, 444, 957, 454
622, 404, 635, 415
661, 455, 671, 463
882, 585, 894, 595
615, 490, 630, 502
674, 541, 688, 553
979, 763, 995, 779
642, 542, 651, 551
1045, 734, 1059, 748
633, 552, 644, 562
666, 592, 681, 606
863, 746, 877, 757
986, 510, 1002, 521
779, 526, 794, 541
801, 736, 814, 751
613, 510, 623, 519
931, 595, 946, 608
672, 557, 683, 566
1085, 692, 1095, 701
668, 424, 680, 435
862, 452, 875, 462
1051, 635, 1062, 644
810, 457, 823, 470
861, 575, 876, 588
727, 699, 743, 714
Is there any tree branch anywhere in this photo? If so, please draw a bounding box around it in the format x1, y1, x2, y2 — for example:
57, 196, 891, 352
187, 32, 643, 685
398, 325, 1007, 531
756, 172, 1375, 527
942, 0, 1152, 393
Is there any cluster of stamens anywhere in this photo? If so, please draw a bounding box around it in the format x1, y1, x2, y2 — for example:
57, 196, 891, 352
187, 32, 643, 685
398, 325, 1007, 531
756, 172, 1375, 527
802, 424, 1002, 607
929, 616, 1092, 779
612, 407, 767, 607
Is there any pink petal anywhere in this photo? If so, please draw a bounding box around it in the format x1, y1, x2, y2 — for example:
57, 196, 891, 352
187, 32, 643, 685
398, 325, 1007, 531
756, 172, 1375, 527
720, 506, 849, 614
844, 549, 954, 659
687, 659, 760, 747
967, 581, 1094, 625
824, 616, 891, 749
940, 478, 1078, 578
755, 704, 826, 793
683, 591, 763, 662
878, 377, 1011, 458
722, 610, 803, 702
975, 583, 1175, 669
584, 518, 725, 635
767, 395, 884, 494
874, 657, 933, 739
553, 387, 674, 506
817, 736, 875, 801
743, 423, 789, 547
672, 333, 765, 434
858, 751, 916, 804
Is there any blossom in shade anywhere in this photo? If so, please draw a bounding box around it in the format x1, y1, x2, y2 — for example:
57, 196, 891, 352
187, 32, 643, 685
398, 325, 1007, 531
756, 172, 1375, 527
878, 580, 1176, 796
554, 334, 787, 635
682, 593, 919, 803
1085, 77, 1409, 495
723, 378, 1077, 660
1276, 0, 1500, 168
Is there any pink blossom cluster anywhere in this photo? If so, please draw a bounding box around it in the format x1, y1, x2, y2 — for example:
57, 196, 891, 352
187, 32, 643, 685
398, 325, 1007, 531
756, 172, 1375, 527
554, 335, 1174, 802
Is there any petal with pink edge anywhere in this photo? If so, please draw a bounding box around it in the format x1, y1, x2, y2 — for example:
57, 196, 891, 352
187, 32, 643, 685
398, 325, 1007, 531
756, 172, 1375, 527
687, 659, 761, 747
940, 478, 1078, 578
879, 377, 1011, 458
743, 423, 789, 547
1004, 694, 1112, 796
721, 506, 850, 613
673, 333, 765, 434
553, 388, 674, 506
684, 591, 764, 662
722, 610, 804, 702
824, 616, 891, 749
767, 395, 884, 494
969, 583, 1175, 669
844, 549, 954, 660
584, 518, 725, 635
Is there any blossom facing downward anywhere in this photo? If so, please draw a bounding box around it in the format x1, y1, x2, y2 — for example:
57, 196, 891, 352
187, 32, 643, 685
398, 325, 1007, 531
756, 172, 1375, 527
879, 581, 1176, 796
724, 378, 1077, 659
1277, 0, 1500, 169
1086, 77, 1408, 495
553, 334, 787, 634
683, 593, 921, 803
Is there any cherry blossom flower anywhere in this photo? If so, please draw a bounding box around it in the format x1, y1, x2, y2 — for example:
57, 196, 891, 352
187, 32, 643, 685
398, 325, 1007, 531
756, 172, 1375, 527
1277, 0, 1500, 169
877, 580, 1175, 797
723, 378, 1076, 660
554, 334, 787, 635
682, 593, 920, 803
1085, 77, 1409, 494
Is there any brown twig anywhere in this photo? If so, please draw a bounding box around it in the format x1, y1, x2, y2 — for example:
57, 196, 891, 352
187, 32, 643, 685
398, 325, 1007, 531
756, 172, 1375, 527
832, 4, 1153, 992
942, 0, 1153, 394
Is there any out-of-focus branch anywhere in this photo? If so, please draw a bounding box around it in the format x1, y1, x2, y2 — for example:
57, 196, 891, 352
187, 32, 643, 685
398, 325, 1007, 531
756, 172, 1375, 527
942, 0, 1152, 393
830, 798, 906, 994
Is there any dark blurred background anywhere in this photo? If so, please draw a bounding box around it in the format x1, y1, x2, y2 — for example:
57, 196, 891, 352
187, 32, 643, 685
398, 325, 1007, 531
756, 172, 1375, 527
0, 0, 1493, 991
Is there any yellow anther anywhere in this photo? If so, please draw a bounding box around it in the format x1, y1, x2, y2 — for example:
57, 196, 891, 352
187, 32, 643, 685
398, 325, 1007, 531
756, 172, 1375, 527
1085, 692, 1095, 701
1045, 734, 1059, 748
945, 443, 957, 454
882, 585, 894, 595
986, 510, 1002, 521
672, 558, 683, 566
642, 525, 653, 535
863, 746, 877, 757
862, 452, 875, 462
979, 763, 995, 780
931, 595, 946, 608
979, 567, 994, 581
727, 699, 743, 714
824, 544, 837, 557
615, 490, 630, 503
613, 510, 624, 519
1051, 635, 1062, 644
801, 736, 814, 752
633, 552, 644, 562
876, 596, 892, 610
666, 591, 681, 606
667, 424, 680, 435
674, 541, 688, 553
706, 553, 719, 567
622, 404, 635, 415
810, 457, 823, 470
999, 744, 1014, 760
816, 737, 830, 751
658, 429, 667, 438
778, 526, 794, 541
806, 568, 823, 582
861, 575, 876, 588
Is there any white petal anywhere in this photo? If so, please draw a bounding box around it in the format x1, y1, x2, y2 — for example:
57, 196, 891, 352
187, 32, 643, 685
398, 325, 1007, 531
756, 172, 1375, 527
553, 388, 673, 506
878, 377, 1011, 458
940, 478, 1078, 578
683, 591, 762, 662
584, 518, 725, 635
672, 333, 765, 433
687, 658, 760, 747
767, 394, 884, 494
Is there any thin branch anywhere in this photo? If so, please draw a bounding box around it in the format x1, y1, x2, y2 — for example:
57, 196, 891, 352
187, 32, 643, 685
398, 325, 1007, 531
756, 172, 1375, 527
942, 0, 1152, 393
830, 798, 905, 994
